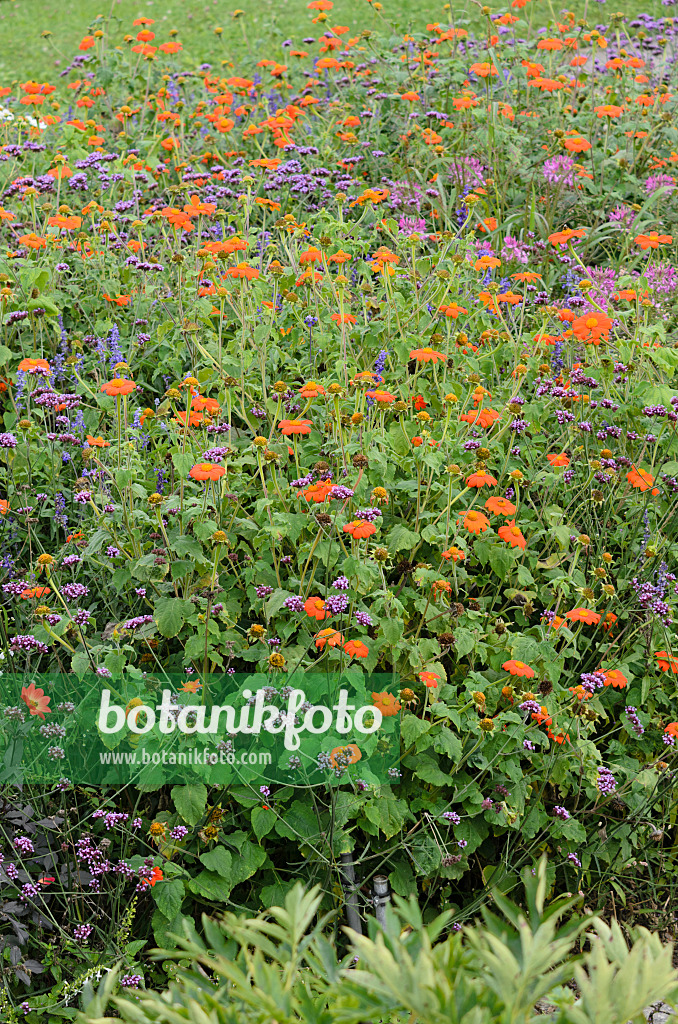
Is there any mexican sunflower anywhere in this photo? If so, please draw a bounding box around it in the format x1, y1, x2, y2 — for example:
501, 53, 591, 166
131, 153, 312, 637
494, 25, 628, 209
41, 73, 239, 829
485, 496, 516, 515
189, 463, 226, 481
498, 521, 526, 549
279, 418, 312, 435
410, 347, 447, 364
459, 408, 501, 428
299, 482, 333, 504
419, 671, 442, 688
329, 744, 362, 768
101, 378, 136, 397
315, 628, 344, 650
466, 470, 498, 488
18, 357, 51, 373
546, 453, 570, 467
547, 228, 586, 247
634, 232, 673, 249
442, 546, 465, 562
603, 670, 628, 689
371, 691, 401, 716
141, 867, 164, 887
304, 597, 326, 621
502, 660, 535, 678
655, 651, 678, 673
21, 682, 51, 720
344, 639, 369, 659
626, 465, 655, 491
571, 312, 613, 344
343, 520, 376, 539
460, 510, 490, 534
566, 608, 601, 625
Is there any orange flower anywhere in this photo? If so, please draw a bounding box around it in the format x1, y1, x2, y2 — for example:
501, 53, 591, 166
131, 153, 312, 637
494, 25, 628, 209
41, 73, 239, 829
344, 639, 369, 659
142, 867, 164, 887
502, 660, 535, 678
547, 228, 586, 247
371, 691, 401, 716
366, 389, 396, 404
18, 233, 47, 249
466, 470, 498, 488
485, 496, 516, 516
300, 482, 333, 504
279, 418, 312, 435
460, 509, 490, 534
566, 608, 601, 625
304, 597, 326, 621
498, 520, 526, 549
343, 520, 377, 539
0, 500, 9, 515
664, 722, 678, 737
571, 311, 613, 345
298, 381, 326, 398
85, 435, 111, 448
546, 453, 570, 467
459, 408, 501, 428
594, 104, 624, 117
329, 743, 362, 768
409, 346, 446, 364
189, 463, 226, 481
299, 246, 323, 265
225, 262, 260, 281
21, 682, 51, 720
192, 396, 220, 415
469, 62, 498, 77
419, 670, 441, 688
603, 670, 627, 689
563, 136, 591, 153
655, 650, 678, 673
438, 302, 468, 318
315, 627, 345, 650
18, 358, 50, 374
626, 465, 654, 491
101, 378, 136, 397
180, 679, 202, 693
531, 706, 552, 727
442, 546, 465, 562
20, 586, 51, 599
634, 232, 672, 250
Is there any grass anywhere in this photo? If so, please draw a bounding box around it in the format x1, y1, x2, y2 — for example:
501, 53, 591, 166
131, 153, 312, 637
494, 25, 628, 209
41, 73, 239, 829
0, 0, 671, 83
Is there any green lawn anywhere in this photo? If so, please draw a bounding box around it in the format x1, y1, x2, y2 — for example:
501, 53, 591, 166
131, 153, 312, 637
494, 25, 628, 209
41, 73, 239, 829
0, 0, 668, 83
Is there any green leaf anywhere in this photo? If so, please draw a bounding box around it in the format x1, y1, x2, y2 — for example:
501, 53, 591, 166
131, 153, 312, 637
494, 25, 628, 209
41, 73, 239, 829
229, 841, 266, 886
199, 845, 233, 877
388, 524, 420, 552
155, 597, 193, 638
454, 628, 475, 659
172, 783, 207, 825
489, 544, 513, 580
274, 799, 319, 841
251, 805, 276, 841
363, 790, 409, 839
382, 617, 404, 645
433, 725, 462, 762
413, 755, 450, 787
152, 878, 184, 921
172, 451, 195, 476
401, 715, 431, 748
189, 869, 232, 902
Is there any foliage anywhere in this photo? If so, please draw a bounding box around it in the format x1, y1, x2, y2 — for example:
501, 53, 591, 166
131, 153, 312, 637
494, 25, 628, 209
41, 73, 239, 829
78, 861, 678, 1024
1, 0, 678, 1015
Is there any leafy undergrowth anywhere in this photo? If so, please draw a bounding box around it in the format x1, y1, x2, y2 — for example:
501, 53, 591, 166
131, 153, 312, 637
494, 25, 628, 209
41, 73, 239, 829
0, 1, 678, 1018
